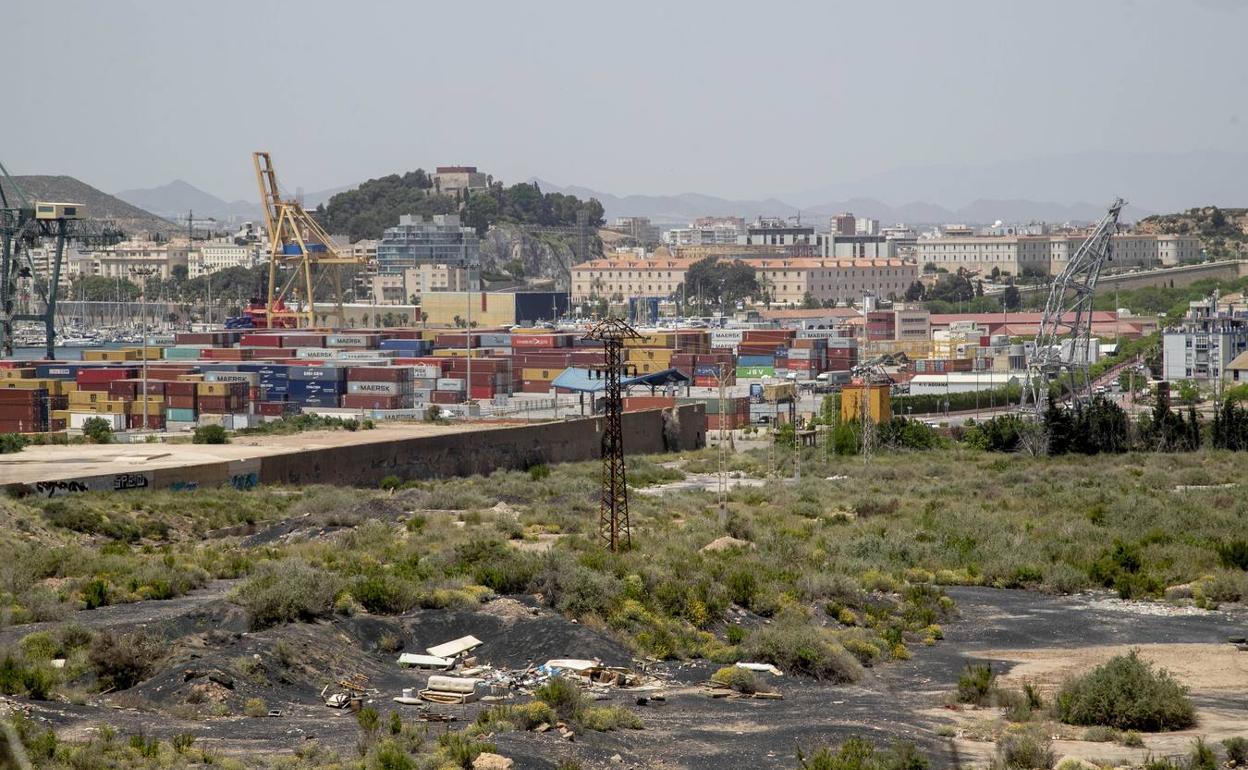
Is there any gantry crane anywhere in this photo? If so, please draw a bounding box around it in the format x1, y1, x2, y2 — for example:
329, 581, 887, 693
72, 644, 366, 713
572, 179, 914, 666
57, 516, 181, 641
253, 151, 360, 328
1, 161, 123, 358
1024, 198, 1125, 416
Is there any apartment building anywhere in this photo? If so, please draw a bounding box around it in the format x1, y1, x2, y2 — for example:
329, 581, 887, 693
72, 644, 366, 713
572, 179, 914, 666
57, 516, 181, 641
376, 214, 479, 274
571, 255, 917, 306
612, 217, 661, 243
664, 223, 744, 247
188, 239, 260, 278
739, 217, 823, 248
1162, 295, 1248, 383
369, 264, 478, 304
70, 240, 190, 281
823, 234, 898, 259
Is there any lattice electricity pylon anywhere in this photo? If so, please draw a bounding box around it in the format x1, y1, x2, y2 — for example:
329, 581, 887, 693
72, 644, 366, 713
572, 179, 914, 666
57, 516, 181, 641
851, 354, 891, 463
584, 317, 641, 552
1024, 198, 1125, 416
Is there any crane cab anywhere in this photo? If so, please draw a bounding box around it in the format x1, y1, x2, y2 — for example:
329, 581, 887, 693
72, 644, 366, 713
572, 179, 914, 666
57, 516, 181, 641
34, 202, 83, 220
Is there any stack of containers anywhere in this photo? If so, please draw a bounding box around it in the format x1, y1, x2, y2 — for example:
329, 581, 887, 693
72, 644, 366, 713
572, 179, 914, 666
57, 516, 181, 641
108, 378, 167, 430
343, 366, 414, 410
0, 388, 48, 432
737, 330, 795, 379
673, 351, 736, 387
404, 359, 441, 405
475, 330, 512, 357
165, 380, 198, 428
326, 332, 381, 351
624, 333, 674, 375
379, 337, 434, 358
787, 337, 828, 381
197, 380, 249, 428
825, 335, 858, 373
288, 365, 346, 409
240, 363, 296, 417
678, 395, 750, 430
69, 367, 135, 431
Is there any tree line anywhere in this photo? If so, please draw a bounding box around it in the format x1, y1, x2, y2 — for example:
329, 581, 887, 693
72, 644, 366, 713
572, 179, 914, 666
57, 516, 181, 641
314, 171, 605, 242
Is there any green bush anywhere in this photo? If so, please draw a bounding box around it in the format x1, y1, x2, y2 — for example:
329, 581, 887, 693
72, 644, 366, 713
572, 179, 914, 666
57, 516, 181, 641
1217, 539, 1248, 571
741, 623, 863, 683
88, 632, 155, 691
1190, 738, 1217, 770
231, 559, 342, 629
81, 416, 114, 444
996, 725, 1054, 770
580, 705, 642, 731
711, 665, 763, 694
1054, 650, 1195, 731
0, 433, 29, 454
1224, 737, 1248, 767
192, 424, 229, 444
797, 737, 929, 770
352, 574, 417, 615
436, 732, 495, 768
534, 676, 584, 720
379, 474, 402, 491
956, 663, 996, 705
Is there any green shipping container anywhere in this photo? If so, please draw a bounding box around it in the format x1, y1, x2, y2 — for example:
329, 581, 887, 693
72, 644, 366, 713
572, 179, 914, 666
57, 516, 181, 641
163, 346, 203, 360
167, 407, 197, 422
736, 366, 775, 379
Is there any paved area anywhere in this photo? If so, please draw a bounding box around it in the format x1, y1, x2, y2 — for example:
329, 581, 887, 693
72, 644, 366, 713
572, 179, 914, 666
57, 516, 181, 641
0, 422, 495, 485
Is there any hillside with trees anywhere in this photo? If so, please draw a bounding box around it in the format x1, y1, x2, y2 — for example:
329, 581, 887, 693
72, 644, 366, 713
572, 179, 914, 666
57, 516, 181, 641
1136, 206, 1248, 258
315, 172, 604, 242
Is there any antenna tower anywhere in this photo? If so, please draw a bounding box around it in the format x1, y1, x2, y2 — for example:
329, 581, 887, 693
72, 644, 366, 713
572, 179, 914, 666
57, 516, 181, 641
584, 317, 641, 552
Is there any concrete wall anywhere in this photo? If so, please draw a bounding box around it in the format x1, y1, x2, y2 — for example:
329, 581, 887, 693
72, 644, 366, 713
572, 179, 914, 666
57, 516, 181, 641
1005, 260, 1248, 297
7, 405, 706, 496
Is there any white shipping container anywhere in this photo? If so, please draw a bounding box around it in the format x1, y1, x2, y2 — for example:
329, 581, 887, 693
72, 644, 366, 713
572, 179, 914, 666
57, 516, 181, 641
205, 371, 259, 385
436, 378, 465, 391
347, 381, 403, 396
196, 414, 228, 427
165, 420, 196, 432
327, 334, 373, 347
787, 349, 813, 360
296, 348, 336, 359
69, 412, 125, 430
335, 350, 396, 360
411, 365, 441, 379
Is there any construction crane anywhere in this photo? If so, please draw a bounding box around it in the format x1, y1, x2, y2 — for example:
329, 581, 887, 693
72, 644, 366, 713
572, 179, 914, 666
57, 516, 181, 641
1024, 198, 1125, 416
1, 161, 123, 358
253, 152, 360, 328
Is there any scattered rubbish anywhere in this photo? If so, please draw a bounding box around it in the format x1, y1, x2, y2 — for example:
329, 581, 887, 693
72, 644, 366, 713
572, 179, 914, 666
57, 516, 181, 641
826, 475, 848, 481
704, 675, 783, 700
323, 692, 352, 709
420, 675, 485, 704
393, 688, 423, 705
472, 753, 514, 770
426, 635, 483, 659
398, 653, 454, 670
1173, 483, 1236, 492
701, 536, 754, 553
50, 659, 66, 669
267, 709, 283, 718
735, 662, 783, 676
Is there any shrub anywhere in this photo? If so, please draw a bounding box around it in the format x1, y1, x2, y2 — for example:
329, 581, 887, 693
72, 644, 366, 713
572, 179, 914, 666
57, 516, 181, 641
171, 733, 196, 753
1216, 539, 1248, 570
1190, 738, 1218, 770
192, 425, 229, 444
580, 705, 642, 731
352, 574, 416, 615
797, 736, 929, 770
0, 433, 29, 454
1054, 650, 1195, 731
436, 732, 495, 768
996, 725, 1054, 770
19, 632, 59, 661
534, 676, 584, 720
81, 417, 114, 444
957, 663, 996, 705
741, 623, 863, 683
244, 697, 267, 717
528, 464, 551, 481
379, 474, 402, 491
1224, 737, 1248, 767
88, 632, 155, 690
1121, 731, 1145, 748
711, 665, 763, 694
21, 665, 56, 700
231, 559, 342, 629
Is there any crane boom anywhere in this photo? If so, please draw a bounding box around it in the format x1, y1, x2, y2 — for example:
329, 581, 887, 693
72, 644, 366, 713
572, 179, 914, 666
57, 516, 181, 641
1024, 198, 1125, 415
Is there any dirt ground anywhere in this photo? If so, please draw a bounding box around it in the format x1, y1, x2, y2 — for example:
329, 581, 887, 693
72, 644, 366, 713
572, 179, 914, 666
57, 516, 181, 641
3, 585, 1247, 769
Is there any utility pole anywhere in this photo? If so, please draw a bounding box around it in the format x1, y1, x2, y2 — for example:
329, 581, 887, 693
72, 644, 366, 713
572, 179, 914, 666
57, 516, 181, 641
716, 362, 728, 524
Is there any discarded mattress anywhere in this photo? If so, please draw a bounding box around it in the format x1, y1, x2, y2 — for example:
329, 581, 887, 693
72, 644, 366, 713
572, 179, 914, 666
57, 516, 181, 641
736, 662, 783, 676
420, 675, 484, 704
426, 635, 483, 659
398, 653, 454, 670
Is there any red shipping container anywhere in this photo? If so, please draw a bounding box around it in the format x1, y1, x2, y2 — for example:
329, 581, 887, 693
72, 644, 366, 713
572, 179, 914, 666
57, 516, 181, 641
511, 335, 560, 349
49, 418, 67, 431
108, 380, 139, 399
431, 390, 464, 404
347, 366, 412, 382
77, 367, 137, 384
256, 401, 298, 417
622, 396, 675, 412
520, 380, 552, 393
0, 389, 42, 402
341, 394, 408, 410
164, 381, 197, 397
127, 414, 166, 430
240, 333, 283, 347
468, 385, 495, 400
166, 395, 197, 409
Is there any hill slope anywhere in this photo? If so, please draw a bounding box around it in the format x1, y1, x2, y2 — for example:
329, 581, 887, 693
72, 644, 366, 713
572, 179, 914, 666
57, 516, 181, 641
2, 175, 177, 237
1136, 206, 1248, 257
115, 179, 259, 221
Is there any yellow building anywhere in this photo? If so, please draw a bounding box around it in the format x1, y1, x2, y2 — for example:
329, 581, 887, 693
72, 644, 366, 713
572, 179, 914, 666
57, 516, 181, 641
841, 383, 891, 424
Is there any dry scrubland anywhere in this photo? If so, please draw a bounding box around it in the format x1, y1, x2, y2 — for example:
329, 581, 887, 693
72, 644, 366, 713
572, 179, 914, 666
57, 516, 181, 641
0, 447, 1246, 769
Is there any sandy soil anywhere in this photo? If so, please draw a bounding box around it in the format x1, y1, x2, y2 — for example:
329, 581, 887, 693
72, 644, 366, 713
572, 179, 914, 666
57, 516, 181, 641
983, 643, 1248, 694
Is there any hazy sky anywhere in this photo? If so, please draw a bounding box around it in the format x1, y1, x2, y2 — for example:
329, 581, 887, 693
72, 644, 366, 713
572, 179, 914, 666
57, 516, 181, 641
5, 0, 1246, 202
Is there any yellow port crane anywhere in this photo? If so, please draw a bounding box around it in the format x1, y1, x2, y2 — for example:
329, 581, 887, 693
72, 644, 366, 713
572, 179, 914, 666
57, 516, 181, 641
253, 151, 359, 328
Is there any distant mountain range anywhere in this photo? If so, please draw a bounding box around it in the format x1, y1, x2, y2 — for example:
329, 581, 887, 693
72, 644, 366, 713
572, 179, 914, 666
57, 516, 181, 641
2, 175, 178, 237
109, 148, 1248, 233
114, 180, 354, 222
538, 150, 1248, 227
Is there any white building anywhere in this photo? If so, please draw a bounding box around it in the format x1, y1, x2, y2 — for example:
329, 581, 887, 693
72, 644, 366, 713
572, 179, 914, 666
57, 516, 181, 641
664, 224, 743, 247
855, 218, 880, 236
72, 240, 190, 281
908, 372, 1020, 396
916, 233, 1201, 276
189, 239, 260, 278
1162, 295, 1248, 383
369, 264, 478, 304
